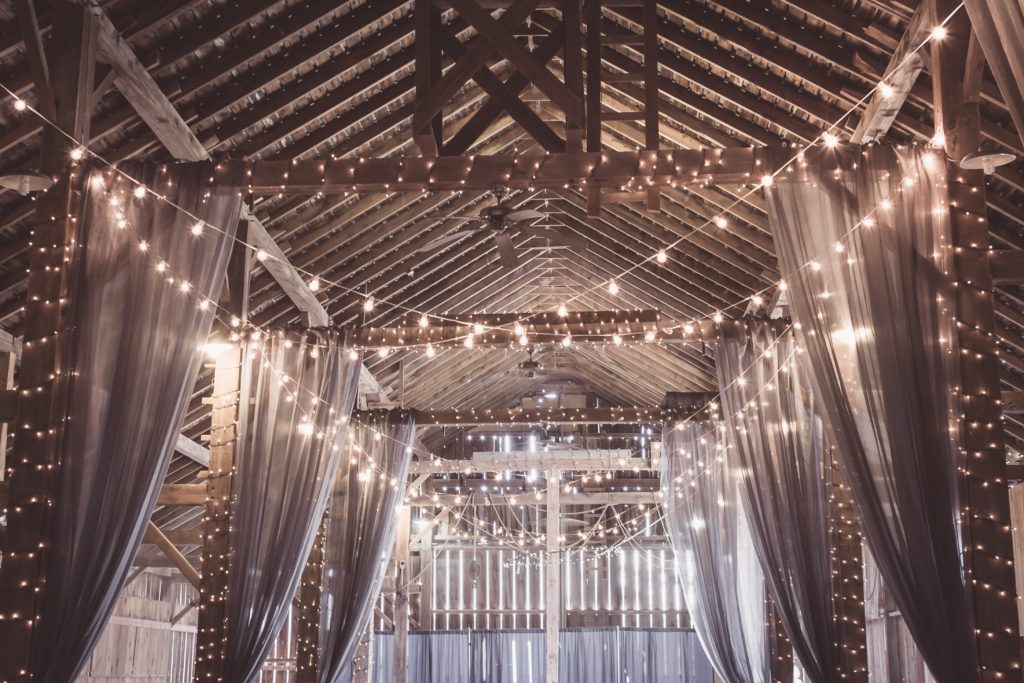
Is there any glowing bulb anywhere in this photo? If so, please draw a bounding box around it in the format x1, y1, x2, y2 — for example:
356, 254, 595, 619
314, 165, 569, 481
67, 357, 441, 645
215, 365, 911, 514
514, 322, 525, 336
878, 82, 894, 99
308, 276, 320, 292
156, 261, 167, 273
558, 303, 568, 317
473, 323, 484, 335
425, 343, 435, 358
116, 218, 127, 229
464, 334, 474, 349
930, 131, 946, 148
562, 334, 572, 347
133, 185, 146, 198
518, 334, 528, 346
879, 199, 893, 210
70, 147, 85, 161
608, 279, 619, 295
612, 334, 622, 345
862, 217, 876, 228
713, 312, 723, 323
203, 342, 232, 359
656, 249, 667, 264
191, 222, 204, 236
760, 175, 774, 188
810, 260, 822, 271
822, 132, 839, 149
644, 330, 656, 343
363, 296, 375, 311
778, 280, 788, 291
930, 25, 947, 41
256, 249, 268, 261
13, 99, 26, 112
377, 346, 390, 358
179, 281, 191, 293
752, 295, 763, 306
419, 314, 429, 328
348, 349, 359, 361
713, 216, 728, 229
684, 323, 694, 334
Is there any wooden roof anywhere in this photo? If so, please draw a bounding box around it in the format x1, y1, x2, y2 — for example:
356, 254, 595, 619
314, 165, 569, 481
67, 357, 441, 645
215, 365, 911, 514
2, 0, 1024, 450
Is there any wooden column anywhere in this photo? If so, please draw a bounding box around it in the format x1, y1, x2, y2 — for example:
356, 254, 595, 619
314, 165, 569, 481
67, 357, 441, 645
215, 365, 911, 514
544, 469, 560, 683
193, 342, 243, 679
0, 5, 94, 677
393, 504, 412, 683
0, 330, 18, 478
295, 520, 326, 682
950, 166, 1022, 681
828, 456, 868, 681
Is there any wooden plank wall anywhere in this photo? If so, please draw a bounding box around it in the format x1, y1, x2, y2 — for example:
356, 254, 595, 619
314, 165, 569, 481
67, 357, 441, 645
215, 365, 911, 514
77, 573, 197, 682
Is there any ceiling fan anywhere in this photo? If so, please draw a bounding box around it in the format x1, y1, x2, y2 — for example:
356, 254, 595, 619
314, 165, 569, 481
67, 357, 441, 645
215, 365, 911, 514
415, 191, 590, 269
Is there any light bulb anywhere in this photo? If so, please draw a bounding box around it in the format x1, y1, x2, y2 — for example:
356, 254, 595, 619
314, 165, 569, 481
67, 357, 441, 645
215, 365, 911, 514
70, 147, 85, 161
473, 323, 484, 335
557, 303, 568, 317
256, 249, 268, 261
752, 295, 763, 306
713, 312, 723, 323
348, 349, 359, 361
425, 343, 435, 358
514, 322, 525, 336
644, 330, 656, 342
13, 99, 26, 112
363, 296, 374, 312
684, 322, 694, 334
377, 346, 390, 357
822, 132, 839, 149
518, 334, 528, 346
562, 334, 572, 347
656, 249, 667, 264
878, 82, 894, 99
419, 314, 429, 328
191, 222, 204, 236
612, 334, 622, 345
464, 334, 474, 349
760, 175, 774, 188
608, 279, 619, 295
133, 185, 146, 198
930, 25, 947, 41
308, 276, 320, 292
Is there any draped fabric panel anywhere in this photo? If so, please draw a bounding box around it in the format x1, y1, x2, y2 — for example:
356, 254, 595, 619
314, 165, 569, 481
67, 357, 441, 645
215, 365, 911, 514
373, 632, 395, 683
318, 410, 417, 682
766, 144, 976, 683
716, 323, 839, 682
559, 628, 618, 683
408, 631, 472, 683
662, 422, 770, 683
468, 630, 546, 683
26, 163, 241, 681
619, 629, 714, 683
222, 332, 361, 681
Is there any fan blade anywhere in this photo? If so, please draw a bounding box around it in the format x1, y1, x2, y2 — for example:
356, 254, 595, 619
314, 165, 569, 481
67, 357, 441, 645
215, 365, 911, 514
505, 209, 545, 223
415, 230, 476, 253
494, 233, 519, 269
521, 227, 590, 252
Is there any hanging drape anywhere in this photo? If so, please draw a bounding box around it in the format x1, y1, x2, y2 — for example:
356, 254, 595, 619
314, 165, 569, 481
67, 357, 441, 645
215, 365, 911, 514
559, 628, 618, 683
766, 144, 977, 683
715, 323, 840, 682
24, 163, 241, 681
408, 631, 472, 683
372, 632, 395, 683
468, 629, 546, 683
662, 422, 770, 683
222, 331, 362, 681
317, 409, 417, 683
619, 629, 714, 683
961, 0, 1024, 149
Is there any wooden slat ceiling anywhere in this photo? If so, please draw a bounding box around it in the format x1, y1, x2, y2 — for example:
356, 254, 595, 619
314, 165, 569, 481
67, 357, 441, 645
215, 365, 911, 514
3, 0, 1024, 450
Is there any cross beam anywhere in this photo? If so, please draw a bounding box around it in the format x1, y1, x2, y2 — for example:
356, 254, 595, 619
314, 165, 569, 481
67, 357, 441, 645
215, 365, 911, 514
225, 147, 766, 194
416, 407, 681, 426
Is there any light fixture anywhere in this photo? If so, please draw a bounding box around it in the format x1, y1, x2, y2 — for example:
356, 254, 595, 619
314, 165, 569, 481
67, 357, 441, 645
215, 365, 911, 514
256, 249, 268, 261
557, 303, 568, 317
191, 222, 204, 236
0, 170, 52, 196
656, 249, 668, 264
308, 276, 320, 292
822, 132, 839, 149
960, 147, 1017, 176
419, 314, 429, 328
607, 279, 619, 295
203, 341, 232, 359
878, 82, 895, 99
713, 216, 728, 229
363, 296, 375, 312
930, 25, 947, 41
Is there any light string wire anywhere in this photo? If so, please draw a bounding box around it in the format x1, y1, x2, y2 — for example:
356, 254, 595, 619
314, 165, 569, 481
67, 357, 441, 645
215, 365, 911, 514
0, 2, 962, 346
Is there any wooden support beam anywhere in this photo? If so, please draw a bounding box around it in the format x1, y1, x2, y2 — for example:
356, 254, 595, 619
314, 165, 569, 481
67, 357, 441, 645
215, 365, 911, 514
91, 6, 207, 162
989, 250, 1024, 285
850, 1, 932, 143
393, 505, 412, 683
14, 0, 55, 119
144, 522, 201, 590
414, 0, 442, 155
408, 450, 648, 473
544, 468, 560, 683
156, 483, 206, 506
231, 147, 767, 194
415, 406, 689, 426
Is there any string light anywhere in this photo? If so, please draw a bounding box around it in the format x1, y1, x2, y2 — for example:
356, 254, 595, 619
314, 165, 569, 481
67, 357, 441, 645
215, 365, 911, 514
363, 296, 375, 312
607, 280, 619, 296
308, 276, 320, 292
656, 249, 668, 264
557, 303, 568, 317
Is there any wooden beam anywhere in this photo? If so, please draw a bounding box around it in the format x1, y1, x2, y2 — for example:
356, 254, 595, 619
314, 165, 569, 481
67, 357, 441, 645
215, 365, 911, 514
14, 0, 55, 119
990, 250, 1024, 284
175, 434, 210, 468
91, 6, 208, 161
415, 406, 679, 426
144, 522, 201, 590
408, 450, 649, 474
850, 1, 932, 143
156, 483, 206, 506
414, 0, 442, 155
233, 147, 766, 194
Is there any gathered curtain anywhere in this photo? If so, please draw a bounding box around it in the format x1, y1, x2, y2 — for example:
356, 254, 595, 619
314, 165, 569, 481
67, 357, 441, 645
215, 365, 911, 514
662, 421, 770, 683
22, 163, 241, 681
316, 409, 417, 683
716, 323, 841, 682
222, 331, 362, 681
766, 144, 977, 683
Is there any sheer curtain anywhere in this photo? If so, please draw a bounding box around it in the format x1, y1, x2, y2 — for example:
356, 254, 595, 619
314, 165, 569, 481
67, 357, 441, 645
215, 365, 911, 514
619, 629, 714, 683
408, 631, 472, 683
222, 331, 362, 681
716, 323, 841, 682
317, 410, 416, 682
766, 144, 977, 683
663, 421, 770, 683
22, 163, 241, 681
469, 630, 546, 683
559, 628, 618, 683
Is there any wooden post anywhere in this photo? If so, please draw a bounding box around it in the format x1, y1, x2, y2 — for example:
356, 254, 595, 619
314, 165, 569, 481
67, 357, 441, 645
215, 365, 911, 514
295, 520, 326, 682
393, 504, 412, 683
0, 330, 17, 478
194, 223, 251, 679
0, 5, 94, 677
828, 455, 868, 681
545, 469, 560, 683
